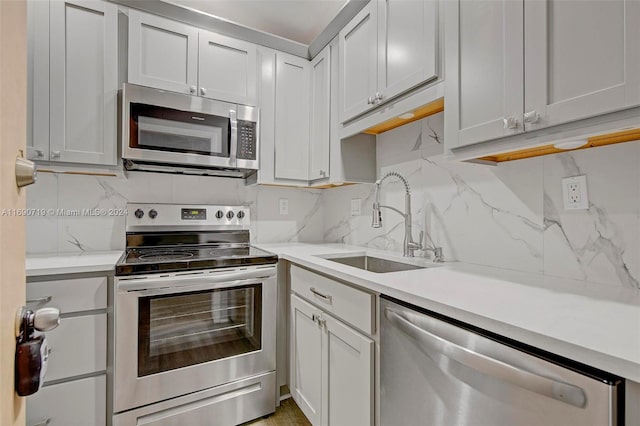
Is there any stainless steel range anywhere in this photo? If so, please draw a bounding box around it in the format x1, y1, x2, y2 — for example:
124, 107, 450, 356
113, 203, 278, 426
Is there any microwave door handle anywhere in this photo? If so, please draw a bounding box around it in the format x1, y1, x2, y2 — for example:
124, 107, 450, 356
229, 109, 238, 167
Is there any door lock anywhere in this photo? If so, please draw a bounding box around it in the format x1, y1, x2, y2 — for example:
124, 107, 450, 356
15, 306, 60, 396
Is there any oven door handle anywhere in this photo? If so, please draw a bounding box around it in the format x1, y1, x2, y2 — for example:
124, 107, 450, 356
118, 267, 275, 293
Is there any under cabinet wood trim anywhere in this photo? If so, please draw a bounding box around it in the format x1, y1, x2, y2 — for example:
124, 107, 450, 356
363, 97, 444, 135
478, 128, 640, 163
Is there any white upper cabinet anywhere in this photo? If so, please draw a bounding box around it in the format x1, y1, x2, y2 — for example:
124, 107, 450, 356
128, 10, 257, 105
48, 0, 118, 165
524, 0, 640, 131
339, 0, 440, 123
377, 0, 438, 104
446, 0, 640, 150
198, 30, 257, 106
339, 2, 378, 123
128, 10, 198, 95
445, 0, 524, 149
274, 53, 311, 181
309, 45, 331, 181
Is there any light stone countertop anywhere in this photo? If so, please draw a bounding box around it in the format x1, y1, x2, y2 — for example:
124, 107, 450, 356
26, 250, 124, 277
254, 242, 640, 382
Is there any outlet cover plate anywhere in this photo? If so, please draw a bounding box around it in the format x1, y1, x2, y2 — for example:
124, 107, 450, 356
562, 175, 589, 210
351, 198, 361, 216
279, 198, 289, 215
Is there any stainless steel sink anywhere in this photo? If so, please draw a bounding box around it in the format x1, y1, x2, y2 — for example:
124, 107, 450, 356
325, 255, 427, 273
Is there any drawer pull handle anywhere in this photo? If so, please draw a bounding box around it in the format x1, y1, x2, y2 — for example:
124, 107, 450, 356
27, 296, 52, 306
32, 419, 51, 426
310, 287, 332, 303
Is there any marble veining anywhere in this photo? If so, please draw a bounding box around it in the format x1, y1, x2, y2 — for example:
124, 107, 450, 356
25, 112, 639, 290
322, 112, 639, 289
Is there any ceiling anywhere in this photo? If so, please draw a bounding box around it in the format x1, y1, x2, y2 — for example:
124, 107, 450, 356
169, 0, 349, 45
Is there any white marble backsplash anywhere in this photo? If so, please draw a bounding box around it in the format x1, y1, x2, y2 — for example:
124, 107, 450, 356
322, 112, 640, 289
26, 111, 640, 289
26, 171, 325, 254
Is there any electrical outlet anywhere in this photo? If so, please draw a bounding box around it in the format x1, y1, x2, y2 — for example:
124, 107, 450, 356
350, 199, 361, 216
562, 175, 589, 210
279, 198, 289, 215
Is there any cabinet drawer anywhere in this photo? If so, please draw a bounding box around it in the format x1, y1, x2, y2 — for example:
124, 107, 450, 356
45, 314, 107, 382
27, 276, 107, 313
290, 265, 374, 334
27, 375, 106, 426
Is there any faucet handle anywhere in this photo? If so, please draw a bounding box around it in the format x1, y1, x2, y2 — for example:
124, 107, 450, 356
418, 230, 424, 246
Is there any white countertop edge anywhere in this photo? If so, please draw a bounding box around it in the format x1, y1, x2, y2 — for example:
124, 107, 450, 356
255, 243, 640, 382
26, 250, 124, 277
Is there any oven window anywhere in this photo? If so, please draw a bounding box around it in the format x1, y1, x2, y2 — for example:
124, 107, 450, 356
130, 103, 230, 157
138, 284, 262, 377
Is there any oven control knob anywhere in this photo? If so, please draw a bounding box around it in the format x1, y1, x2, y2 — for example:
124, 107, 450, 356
148, 209, 158, 219
134, 209, 144, 219
237, 211, 245, 219
226, 211, 235, 220
215, 210, 224, 219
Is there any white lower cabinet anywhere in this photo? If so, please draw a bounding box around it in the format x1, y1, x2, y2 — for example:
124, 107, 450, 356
27, 375, 106, 426
323, 313, 374, 426
44, 314, 107, 382
291, 295, 324, 425
26, 274, 109, 426
290, 294, 374, 426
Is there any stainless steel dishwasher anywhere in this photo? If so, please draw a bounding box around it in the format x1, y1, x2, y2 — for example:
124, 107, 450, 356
380, 296, 623, 426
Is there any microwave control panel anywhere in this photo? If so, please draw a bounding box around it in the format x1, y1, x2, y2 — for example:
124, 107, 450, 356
237, 120, 257, 160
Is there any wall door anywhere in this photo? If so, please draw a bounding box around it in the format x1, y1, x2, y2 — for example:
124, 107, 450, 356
128, 10, 198, 94
446, 0, 524, 149
49, 0, 117, 165
0, 0, 27, 424
377, 0, 439, 103
198, 30, 257, 106
274, 53, 310, 181
309, 45, 331, 181
290, 295, 322, 426
338, 2, 377, 123
524, 0, 640, 131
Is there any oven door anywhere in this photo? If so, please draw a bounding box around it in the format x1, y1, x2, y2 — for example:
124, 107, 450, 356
114, 265, 276, 413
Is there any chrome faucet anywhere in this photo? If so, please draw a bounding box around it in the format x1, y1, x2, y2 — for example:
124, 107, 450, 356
372, 171, 444, 261
372, 172, 424, 257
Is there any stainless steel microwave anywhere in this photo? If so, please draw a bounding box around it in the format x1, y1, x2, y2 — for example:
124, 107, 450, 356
122, 83, 259, 178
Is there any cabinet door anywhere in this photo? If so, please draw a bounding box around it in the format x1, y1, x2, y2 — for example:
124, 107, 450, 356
309, 45, 331, 181
377, 0, 438, 102
524, 0, 640, 131
49, 0, 117, 165
27, 375, 106, 426
290, 295, 323, 426
44, 314, 107, 382
274, 53, 311, 181
27, 0, 50, 161
322, 314, 374, 426
198, 30, 257, 106
445, 0, 524, 149
128, 10, 198, 94
338, 2, 377, 123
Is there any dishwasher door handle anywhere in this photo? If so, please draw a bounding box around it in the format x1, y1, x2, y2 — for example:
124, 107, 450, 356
385, 308, 587, 408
